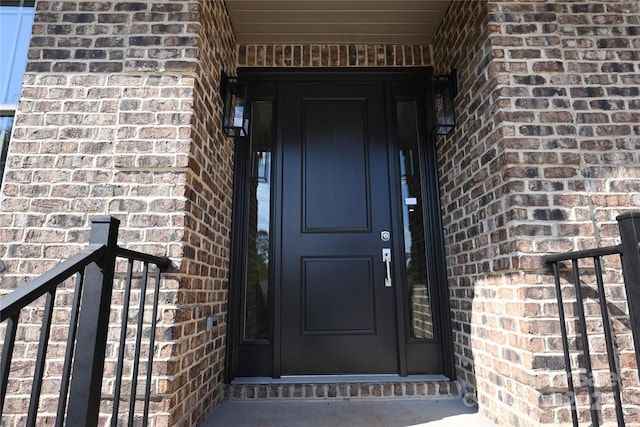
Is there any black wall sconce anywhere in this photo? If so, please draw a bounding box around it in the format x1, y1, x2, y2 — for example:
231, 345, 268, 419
221, 71, 249, 138
430, 70, 457, 135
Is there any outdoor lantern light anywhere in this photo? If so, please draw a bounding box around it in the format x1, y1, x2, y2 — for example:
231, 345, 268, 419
221, 71, 249, 138
430, 70, 457, 135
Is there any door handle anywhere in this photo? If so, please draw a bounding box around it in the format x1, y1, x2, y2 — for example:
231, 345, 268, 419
382, 248, 392, 287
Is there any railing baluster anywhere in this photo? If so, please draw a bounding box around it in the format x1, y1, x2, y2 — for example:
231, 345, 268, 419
56, 271, 86, 427
0, 315, 18, 418
0, 216, 171, 427
128, 261, 150, 426
617, 212, 640, 379
551, 262, 579, 427
1, 215, 170, 426
571, 259, 599, 427
27, 288, 57, 427
67, 216, 120, 427
143, 265, 162, 427
544, 235, 638, 427
593, 256, 625, 426
0, 247, 103, 423
112, 258, 135, 427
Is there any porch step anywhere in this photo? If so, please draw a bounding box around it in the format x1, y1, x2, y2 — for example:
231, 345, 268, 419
225, 375, 460, 401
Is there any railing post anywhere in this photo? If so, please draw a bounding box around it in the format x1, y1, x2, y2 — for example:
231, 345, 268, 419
66, 216, 120, 427
617, 211, 640, 377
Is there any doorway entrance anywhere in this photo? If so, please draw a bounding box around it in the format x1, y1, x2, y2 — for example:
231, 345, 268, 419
227, 69, 453, 379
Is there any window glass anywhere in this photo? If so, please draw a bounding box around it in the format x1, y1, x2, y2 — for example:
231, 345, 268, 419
243, 101, 273, 341
0, 117, 12, 180
1, 1, 35, 104
0, 1, 35, 184
396, 100, 434, 339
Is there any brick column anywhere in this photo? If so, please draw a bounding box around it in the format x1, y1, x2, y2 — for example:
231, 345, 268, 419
0, 1, 236, 425
433, 0, 640, 425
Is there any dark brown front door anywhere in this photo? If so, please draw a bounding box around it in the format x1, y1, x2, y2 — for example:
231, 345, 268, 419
280, 82, 398, 374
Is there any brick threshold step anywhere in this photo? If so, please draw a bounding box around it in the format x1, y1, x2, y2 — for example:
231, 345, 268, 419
225, 375, 460, 401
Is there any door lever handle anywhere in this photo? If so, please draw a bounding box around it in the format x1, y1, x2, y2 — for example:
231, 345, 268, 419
382, 248, 392, 287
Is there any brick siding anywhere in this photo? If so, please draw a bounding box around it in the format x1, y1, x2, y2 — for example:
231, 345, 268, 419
238, 44, 431, 67
0, 1, 236, 426
177, 0, 236, 425
433, 1, 640, 425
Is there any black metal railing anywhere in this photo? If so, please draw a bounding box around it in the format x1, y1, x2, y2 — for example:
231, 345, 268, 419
0, 216, 171, 427
542, 212, 640, 427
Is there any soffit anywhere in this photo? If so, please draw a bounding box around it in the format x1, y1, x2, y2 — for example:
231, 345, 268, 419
224, 0, 451, 45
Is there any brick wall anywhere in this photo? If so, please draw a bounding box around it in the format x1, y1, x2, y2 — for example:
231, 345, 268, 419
238, 44, 431, 67
1, 1, 199, 283
433, 0, 640, 425
176, 0, 236, 425
0, 1, 236, 426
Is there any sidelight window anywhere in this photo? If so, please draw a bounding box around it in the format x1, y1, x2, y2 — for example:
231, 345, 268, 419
243, 100, 273, 341
396, 100, 434, 339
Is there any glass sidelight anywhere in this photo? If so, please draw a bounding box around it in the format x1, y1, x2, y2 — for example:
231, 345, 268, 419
396, 100, 434, 339
243, 100, 273, 341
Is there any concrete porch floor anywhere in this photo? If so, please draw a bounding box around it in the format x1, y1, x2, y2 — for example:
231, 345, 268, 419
202, 398, 498, 427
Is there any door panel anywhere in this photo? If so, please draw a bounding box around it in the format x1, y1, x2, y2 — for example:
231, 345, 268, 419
280, 82, 397, 374
302, 257, 375, 333
302, 99, 370, 232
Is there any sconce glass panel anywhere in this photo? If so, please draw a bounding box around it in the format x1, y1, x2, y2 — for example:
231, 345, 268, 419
222, 78, 249, 137
430, 75, 456, 135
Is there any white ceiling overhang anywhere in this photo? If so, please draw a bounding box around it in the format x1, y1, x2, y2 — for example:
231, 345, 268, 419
224, 0, 452, 45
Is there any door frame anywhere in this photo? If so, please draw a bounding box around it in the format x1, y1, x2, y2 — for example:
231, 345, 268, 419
225, 68, 455, 382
